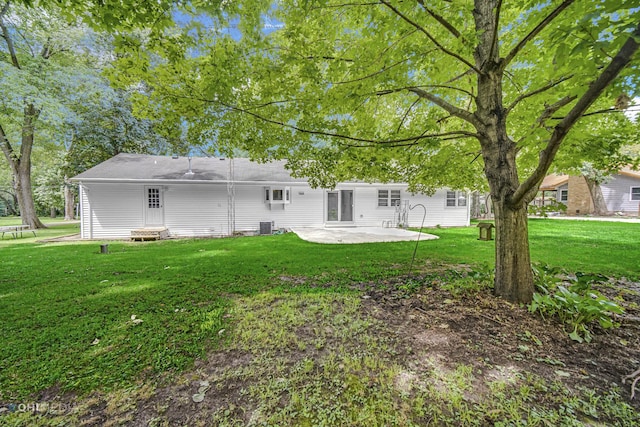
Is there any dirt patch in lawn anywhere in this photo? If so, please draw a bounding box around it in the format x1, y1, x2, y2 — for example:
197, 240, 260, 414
68, 267, 640, 425
359, 277, 640, 402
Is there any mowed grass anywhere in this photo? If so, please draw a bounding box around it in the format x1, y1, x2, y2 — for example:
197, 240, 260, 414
0, 226, 436, 400
422, 219, 640, 278
0, 218, 639, 425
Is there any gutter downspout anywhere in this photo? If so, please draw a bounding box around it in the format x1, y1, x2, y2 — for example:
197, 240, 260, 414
79, 184, 85, 238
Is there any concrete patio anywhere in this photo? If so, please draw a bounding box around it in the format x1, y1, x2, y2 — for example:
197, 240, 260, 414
290, 227, 439, 244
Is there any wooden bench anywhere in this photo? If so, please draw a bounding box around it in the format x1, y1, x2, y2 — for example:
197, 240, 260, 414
0, 225, 37, 239
130, 227, 169, 241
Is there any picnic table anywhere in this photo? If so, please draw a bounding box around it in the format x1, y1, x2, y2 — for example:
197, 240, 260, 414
0, 225, 37, 239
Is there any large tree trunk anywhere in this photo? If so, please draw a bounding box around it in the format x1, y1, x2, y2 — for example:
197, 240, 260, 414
472, 3, 535, 304
492, 199, 534, 303
584, 177, 609, 216
0, 104, 46, 229
64, 177, 75, 220
14, 160, 45, 229
482, 138, 536, 304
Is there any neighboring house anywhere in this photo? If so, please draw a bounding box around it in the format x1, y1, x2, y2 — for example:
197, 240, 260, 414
537, 168, 640, 216
536, 174, 569, 207
600, 167, 640, 215
71, 154, 471, 239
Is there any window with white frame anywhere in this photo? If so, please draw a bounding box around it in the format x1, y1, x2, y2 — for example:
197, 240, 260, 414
378, 189, 401, 207
264, 186, 291, 204
560, 189, 568, 202
631, 187, 640, 201
458, 192, 467, 207
446, 190, 467, 207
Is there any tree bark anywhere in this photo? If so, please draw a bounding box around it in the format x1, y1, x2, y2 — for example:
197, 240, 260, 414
14, 160, 45, 229
471, 0, 535, 302
492, 199, 534, 302
0, 105, 46, 229
64, 177, 75, 220
584, 178, 609, 216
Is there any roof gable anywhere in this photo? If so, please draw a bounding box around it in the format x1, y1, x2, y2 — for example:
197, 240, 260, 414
539, 174, 569, 191
619, 167, 640, 180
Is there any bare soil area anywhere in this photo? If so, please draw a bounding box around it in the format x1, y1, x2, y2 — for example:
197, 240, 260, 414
66, 268, 640, 425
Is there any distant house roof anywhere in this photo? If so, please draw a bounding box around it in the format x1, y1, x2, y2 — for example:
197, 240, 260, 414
539, 174, 569, 191
71, 153, 309, 184
619, 166, 640, 180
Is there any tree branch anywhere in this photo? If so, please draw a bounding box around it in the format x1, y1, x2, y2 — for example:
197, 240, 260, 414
334, 57, 409, 85
511, 22, 640, 206
352, 132, 477, 148
299, 55, 354, 62
535, 95, 577, 127
376, 84, 475, 100
20, 103, 40, 161
40, 36, 52, 59
191, 94, 480, 146
444, 68, 475, 84
551, 107, 623, 120
311, 2, 381, 10
506, 75, 574, 113
380, 0, 482, 75
0, 1, 21, 69
243, 98, 304, 111
405, 86, 481, 127
396, 98, 421, 133
0, 121, 18, 174
501, 0, 575, 69
417, 0, 461, 39
488, 0, 503, 62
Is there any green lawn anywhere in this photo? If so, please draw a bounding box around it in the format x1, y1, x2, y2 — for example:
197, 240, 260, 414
0, 218, 80, 246
0, 219, 638, 425
421, 219, 640, 278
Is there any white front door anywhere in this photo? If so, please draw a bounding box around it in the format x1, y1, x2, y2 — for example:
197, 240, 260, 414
145, 186, 164, 226
327, 190, 354, 223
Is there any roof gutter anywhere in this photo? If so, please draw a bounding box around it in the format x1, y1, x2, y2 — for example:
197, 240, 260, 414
71, 178, 409, 187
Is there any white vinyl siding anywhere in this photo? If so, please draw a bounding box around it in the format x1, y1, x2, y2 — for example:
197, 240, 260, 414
163, 185, 226, 237
600, 175, 640, 213
81, 183, 144, 239
360, 187, 468, 227
234, 184, 324, 232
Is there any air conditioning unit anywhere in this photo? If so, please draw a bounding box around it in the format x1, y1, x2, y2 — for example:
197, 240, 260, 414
259, 222, 272, 235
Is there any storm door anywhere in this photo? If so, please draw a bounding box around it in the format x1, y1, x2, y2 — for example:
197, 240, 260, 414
145, 186, 164, 226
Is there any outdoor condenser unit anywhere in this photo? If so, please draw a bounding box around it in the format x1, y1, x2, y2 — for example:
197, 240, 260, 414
259, 222, 272, 235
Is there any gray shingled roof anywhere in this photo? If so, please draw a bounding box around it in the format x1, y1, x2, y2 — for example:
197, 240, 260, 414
71, 153, 308, 183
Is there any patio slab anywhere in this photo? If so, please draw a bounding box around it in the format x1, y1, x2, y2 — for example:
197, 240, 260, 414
290, 227, 439, 244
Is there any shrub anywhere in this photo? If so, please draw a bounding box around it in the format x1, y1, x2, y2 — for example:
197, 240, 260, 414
529, 265, 624, 343
528, 199, 567, 217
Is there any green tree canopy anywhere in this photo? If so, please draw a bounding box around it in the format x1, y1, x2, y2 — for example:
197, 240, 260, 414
109, 0, 639, 302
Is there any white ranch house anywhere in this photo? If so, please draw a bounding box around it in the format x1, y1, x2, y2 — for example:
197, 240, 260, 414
71, 153, 470, 239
